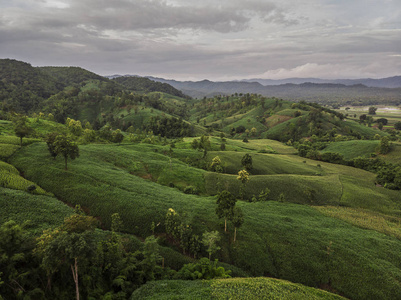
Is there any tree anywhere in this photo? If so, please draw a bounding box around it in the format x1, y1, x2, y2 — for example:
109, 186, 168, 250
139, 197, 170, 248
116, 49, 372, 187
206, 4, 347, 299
165, 208, 182, 240
368, 106, 377, 115
141, 236, 162, 281
216, 190, 237, 232
45, 132, 60, 159
111, 213, 123, 233
36, 213, 98, 300
13, 115, 33, 146
237, 170, 250, 200
199, 135, 211, 158
0, 220, 38, 298
112, 129, 124, 144
394, 121, 401, 130
377, 136, 391, 154
231, 207, 244, 243
202, 231, 221, 261
241, 154, 253, 171
210, 156, 223, 172
376, 118, 388, 126
53, 134, 79, 170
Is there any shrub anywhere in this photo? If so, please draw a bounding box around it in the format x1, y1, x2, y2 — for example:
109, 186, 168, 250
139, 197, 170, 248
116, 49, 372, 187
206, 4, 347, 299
183, 186, 199, 195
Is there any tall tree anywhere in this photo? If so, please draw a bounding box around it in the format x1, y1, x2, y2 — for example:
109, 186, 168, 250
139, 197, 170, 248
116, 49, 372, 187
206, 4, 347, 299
231, 207, 244, 243
202, 231, 221, 261
216, 190, 237, 232
378, 136, 391, 154
241, 154, 253, 171
45, 132, 60, 159
53, 134, 79, 170
141, 236, 162, 281
13, 115, 33, 146
35, 213, 98, 300
237, 170, 250, 200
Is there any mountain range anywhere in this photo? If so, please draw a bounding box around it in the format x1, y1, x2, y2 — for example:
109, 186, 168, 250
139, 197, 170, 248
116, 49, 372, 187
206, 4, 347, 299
105, 74, 401, 104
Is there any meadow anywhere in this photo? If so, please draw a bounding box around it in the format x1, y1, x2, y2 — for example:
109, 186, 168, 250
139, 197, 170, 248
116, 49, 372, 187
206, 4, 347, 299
338, 105, 401, 129
7, 139, 401, 299
131, 278, 346, 300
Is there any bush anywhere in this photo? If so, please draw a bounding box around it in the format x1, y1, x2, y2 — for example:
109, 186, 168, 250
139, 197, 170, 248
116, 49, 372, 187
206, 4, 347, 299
183, 186, 199, 195
174, 258, 231, 280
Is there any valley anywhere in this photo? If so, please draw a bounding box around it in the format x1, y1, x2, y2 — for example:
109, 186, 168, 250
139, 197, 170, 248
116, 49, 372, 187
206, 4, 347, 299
1, 59, 401, 299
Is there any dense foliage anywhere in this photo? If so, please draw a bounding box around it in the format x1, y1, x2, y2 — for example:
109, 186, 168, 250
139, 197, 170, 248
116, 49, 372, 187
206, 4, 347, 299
113, 76, 190, 99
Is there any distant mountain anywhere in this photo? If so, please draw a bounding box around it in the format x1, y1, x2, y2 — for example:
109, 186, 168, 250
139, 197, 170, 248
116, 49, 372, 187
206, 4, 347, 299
243, 76, 401, 88
146, 76, 401, 105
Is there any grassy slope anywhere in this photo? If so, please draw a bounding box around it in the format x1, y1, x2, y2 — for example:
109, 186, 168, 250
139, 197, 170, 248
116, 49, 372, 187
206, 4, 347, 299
321, 140, 379, 160
131, 278, 345, 300
0, 187, 73, 235
8, 141, 401, 299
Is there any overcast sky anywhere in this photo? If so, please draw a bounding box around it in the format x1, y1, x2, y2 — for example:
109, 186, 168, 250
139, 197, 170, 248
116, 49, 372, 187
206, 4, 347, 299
1, 0, 401, 80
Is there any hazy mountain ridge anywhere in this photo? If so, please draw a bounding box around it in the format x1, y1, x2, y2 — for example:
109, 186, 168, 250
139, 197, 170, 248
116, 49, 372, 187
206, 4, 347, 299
242, 76, 401, 88
143, 76, 401, 104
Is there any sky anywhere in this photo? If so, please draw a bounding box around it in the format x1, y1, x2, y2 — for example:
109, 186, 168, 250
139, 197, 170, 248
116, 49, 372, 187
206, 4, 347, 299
1, 0, 401, 81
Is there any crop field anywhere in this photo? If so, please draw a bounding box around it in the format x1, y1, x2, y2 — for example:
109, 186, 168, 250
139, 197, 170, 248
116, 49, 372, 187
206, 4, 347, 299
338, 105, 401, 129
131, 278, 345, 300
8, 141, 401, 299
321, 140, 379, 160
0, 187, 72, 235
0, 160, 49, 195
316, 206, 401, 240
382, 142, 401, 165
0, 135, 40, 145
0, 143, 20, 160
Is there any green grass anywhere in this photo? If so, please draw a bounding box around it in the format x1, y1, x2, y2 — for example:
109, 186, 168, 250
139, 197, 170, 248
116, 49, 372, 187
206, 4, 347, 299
206, 151, 321, 176
0, 160, 50, 195
0, 118, 66, 138
0, 120, 13, 135
0, 143, 20, 160
0, 135, 40, 145
0, 187, 73, 235
316, 206, 401, 240
321, 140, 379, 160
382, 142, 401, 165
131, 278, 345, 300
28, 118, 67, 136
342, 119, 388, 138
8, 142, 401, 299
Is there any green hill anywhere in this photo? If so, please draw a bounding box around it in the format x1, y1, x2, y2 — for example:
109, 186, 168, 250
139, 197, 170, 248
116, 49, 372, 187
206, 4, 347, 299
7, 140, 401, 299
131, 278, 345, 300
113, 76, 190, 99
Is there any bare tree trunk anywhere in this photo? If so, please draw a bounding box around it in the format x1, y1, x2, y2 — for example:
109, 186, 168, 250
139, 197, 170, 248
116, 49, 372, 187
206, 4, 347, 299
224, 218, 227, 232
71, 258, 79, 300
46, 274, 52, 291
234, 227, 237, 243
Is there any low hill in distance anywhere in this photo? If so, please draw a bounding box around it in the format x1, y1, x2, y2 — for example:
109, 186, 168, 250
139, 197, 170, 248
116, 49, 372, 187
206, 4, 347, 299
147, 76, 401, 105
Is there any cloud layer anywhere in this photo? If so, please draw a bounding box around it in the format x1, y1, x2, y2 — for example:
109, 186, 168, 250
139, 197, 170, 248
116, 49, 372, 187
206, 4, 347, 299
1, 0, 400, 80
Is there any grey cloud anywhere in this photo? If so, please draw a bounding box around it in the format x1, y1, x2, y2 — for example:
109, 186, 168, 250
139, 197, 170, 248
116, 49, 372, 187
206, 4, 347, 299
0, 0, 400, 80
